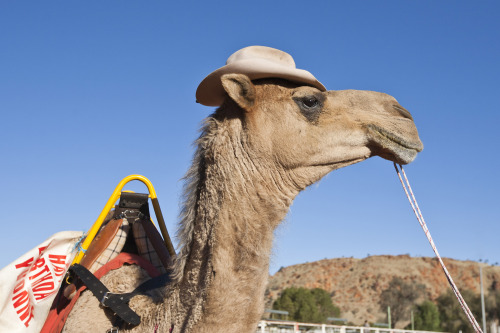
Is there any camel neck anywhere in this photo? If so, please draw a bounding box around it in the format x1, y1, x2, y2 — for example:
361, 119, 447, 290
174, 115, 297, 332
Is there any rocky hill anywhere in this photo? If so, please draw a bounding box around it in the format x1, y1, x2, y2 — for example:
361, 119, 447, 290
265, 255, 500, 325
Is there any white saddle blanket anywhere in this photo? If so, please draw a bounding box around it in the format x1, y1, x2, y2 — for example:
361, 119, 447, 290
0, 231, 84, 333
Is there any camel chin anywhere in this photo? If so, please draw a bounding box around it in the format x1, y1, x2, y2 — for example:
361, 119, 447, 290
366, 124, 423, 165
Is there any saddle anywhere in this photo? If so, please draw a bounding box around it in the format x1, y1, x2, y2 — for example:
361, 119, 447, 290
41, 177, 175, 333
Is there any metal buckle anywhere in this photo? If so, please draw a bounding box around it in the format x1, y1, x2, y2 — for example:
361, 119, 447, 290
101, 291, 111, 305
116, 210, 144, 220
106, 327, 119, 333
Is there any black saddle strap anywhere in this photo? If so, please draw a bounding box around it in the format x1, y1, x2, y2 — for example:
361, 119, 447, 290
69, 264, 171, 326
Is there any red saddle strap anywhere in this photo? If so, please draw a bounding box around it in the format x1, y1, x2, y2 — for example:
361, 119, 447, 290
40, 252, 160, 333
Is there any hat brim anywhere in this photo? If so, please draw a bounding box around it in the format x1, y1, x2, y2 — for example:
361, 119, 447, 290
196, 58, 326, 107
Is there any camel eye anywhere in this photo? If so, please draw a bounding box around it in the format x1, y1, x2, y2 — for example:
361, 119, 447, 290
293, 94, 324, 123
302, 97, 319, 108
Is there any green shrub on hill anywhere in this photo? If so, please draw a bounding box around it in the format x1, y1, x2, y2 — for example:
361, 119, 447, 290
405, 300, 441, 331
436, 289, 480, 333
379, 277, 425, 328
273, 287, 340, 323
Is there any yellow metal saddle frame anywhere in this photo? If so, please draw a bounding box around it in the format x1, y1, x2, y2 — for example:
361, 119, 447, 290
71, 174, 175, 266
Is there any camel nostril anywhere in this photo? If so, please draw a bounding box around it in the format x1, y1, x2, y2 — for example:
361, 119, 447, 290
393, 104, 413, 120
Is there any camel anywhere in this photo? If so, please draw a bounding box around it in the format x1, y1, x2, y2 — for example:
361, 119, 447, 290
61, 46, 423, 332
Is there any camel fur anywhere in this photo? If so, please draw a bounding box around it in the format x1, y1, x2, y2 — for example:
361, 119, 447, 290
62, 74, 423, 332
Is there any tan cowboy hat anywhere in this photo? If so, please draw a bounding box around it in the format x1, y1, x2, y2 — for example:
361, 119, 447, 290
196, 45, 326, 106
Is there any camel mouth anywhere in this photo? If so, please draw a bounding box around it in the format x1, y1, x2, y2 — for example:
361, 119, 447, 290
311, 157, 366, 170
367, 125, 423, 165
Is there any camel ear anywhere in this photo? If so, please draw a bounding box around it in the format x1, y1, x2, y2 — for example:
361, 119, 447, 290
221, 74, 256, 111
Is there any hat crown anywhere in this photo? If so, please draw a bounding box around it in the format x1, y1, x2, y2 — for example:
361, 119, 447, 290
226, 45, 296, 68
196, 45, 325, 106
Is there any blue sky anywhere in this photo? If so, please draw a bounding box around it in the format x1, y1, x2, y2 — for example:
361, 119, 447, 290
1, 1, 499, 275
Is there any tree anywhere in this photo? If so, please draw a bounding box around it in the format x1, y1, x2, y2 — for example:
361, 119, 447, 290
273, 287, 340, 323
485, 287, 500, 324
436, 289, 481, 333
311, 288, 341, 322
436, 287, 500, 333
379, 277, 425, 328
406, 300, 441, 331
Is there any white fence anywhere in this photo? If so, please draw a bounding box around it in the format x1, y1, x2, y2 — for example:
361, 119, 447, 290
256, 320, 444, 333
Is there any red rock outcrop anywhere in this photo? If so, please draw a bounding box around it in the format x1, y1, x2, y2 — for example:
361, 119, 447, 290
266, 255, 500, 325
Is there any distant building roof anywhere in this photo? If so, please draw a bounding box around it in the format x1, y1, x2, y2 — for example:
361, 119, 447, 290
265, 309, 289, 315
328, 317, 348, 322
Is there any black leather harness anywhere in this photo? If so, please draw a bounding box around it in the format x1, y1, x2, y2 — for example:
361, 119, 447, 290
69, 263, 171, 327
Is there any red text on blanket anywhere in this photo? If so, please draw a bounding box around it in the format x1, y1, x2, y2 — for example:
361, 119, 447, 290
11, 246, 68, 327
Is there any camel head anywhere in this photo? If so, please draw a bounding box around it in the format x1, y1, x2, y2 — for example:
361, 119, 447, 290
196, 46, 423, 191
218, 73, 423, 189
